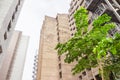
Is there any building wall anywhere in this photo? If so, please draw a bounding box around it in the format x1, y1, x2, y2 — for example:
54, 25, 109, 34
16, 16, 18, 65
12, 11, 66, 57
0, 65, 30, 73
0, 0, 24, 80
56, 14, 79, 80
69, 0, 86, 36
37, 16, 59, 80
56, 14, 70, 43
37, 14, 82, 80
0, 0, 24, 79
0, 0, 24, 55
7, 31, 29, 80
0, 31, 21, 80
0, 31, 29, 80
69, 0, 120, 80
37, 0, 120, 80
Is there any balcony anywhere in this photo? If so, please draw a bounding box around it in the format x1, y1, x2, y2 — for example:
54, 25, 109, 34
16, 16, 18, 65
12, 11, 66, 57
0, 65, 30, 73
89, 14, 97, 23
89, 3, 120, 24
94, 3, 111, 16
85, 0, 101, 12
117, 9, 120, 15
109, 0, 120, 9
115, 23, 120, 31
108, 0, 120, 15
89, 3, 111, 21
116, 0, 120, 5
105, 0, 120, 22
109, 23, 120, 36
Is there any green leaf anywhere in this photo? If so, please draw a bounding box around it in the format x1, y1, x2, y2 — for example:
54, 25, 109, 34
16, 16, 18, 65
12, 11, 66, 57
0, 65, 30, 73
55, 7, 120, 77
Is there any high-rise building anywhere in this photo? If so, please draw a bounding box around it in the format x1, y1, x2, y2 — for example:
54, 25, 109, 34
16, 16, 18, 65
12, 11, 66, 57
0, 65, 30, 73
56, 14, 79, 80
6, 31, 29, 80
69, 0, 120, 36
0, 31, 29, 80
0, 0, 25, 80
37, 0, 120, 80
37, 14, 80, 80
69, 0, 120, 80
37, 15, 60, 80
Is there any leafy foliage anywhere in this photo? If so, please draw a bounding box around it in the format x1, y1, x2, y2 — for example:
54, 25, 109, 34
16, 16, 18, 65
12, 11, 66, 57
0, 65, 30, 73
94, 33, 120, 79
55, 7, 120, 79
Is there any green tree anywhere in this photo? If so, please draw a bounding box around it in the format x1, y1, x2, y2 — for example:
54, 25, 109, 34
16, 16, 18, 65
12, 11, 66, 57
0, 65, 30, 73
55, 7, 120, 80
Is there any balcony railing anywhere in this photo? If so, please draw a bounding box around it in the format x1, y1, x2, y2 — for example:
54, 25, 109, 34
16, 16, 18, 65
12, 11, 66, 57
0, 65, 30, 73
85, 0, 101, 11
89, 3, 109, 22
109, 23, 120, 36
105, 0, 120, 22
95, 3, 108, 16
109, 0, 120, 9
116, 0, 120, 5
116, 23, 120, 31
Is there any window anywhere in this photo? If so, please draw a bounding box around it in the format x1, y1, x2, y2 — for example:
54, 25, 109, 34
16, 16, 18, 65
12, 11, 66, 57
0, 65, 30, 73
73, 27, 75, 30
85, 0, 91, 7
34, 63, 37, 66
82, 71, 86, 76
58, 56, 61, 61
71, 33, 74, 36
7, 21, 11, 31
95, 74, 102, 80
57, 37, 59, 41
57, 32, 59, 36
74, 1, 77, 6
87, 68, 91, 71
0, 45, 2, 53
95, 3, 105, 16
18, 0, 20, 5
4, 32, 7, 40
69, 19, 70, 22
72, 22, 74, 25
79, 75, 82, 80
59, 63, 61, 69
12, 13, 15, 21
76, 5, 79, 10
59, 72, 62, 78
16, 6, 18, 12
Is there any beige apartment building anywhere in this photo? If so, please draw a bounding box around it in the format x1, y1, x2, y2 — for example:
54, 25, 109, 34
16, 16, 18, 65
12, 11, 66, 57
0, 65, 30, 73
37, 15, 59, 80
68, 0, 120, 80
37, 14, 81, 80
37, 0, 120, 80
0, 0, 24, 80
69, 0, 120, 36
56, 14, 80, 80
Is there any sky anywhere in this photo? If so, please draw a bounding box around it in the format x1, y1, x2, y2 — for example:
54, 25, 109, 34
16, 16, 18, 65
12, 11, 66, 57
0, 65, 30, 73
15, 0, 71, 80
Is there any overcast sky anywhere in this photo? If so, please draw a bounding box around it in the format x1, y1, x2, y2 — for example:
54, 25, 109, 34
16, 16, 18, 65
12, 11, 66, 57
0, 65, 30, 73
15, 0, 71, 80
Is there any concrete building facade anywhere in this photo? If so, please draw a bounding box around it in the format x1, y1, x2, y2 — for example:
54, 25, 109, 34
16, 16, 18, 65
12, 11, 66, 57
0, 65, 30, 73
37, 15, 59, 80
37, 14, 81, 80
0, 31, 29, 80
0, 0, 24, 80
69, 0, 120, 36
68, 0, 120, 80
56, 14, 80, 80
6, 31, 29, 80
37, 0, 120, 80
